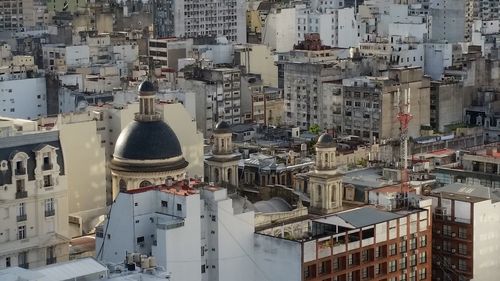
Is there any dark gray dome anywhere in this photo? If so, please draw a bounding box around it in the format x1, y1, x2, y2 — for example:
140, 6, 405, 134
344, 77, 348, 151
215, 121, 231, 133
316, 133, 335, 148
114, 120, 183, 160
138, 81, 155, 95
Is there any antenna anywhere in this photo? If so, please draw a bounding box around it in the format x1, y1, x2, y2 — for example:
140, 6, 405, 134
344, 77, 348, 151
397, 87, 413, 197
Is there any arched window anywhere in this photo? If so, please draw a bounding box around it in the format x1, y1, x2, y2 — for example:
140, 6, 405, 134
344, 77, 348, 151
119, 179, 127, 192
325, 153, 329, 163
139, 180, 152, 188
214, 168, 219, 183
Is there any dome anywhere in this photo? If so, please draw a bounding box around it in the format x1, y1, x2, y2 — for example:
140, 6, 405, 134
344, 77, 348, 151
113, 120, 183, 160
138, 81, 156, 96
214, 121, 231, 133
316, 133, 335, 148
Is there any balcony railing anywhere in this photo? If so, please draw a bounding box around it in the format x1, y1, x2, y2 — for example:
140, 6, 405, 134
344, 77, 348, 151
45, 209, 55, 217
15, 191, 28, 199
17, 214, 27, 222
42, 163, 53, 171
15, 168, 26, 175
46, 257, 57, 265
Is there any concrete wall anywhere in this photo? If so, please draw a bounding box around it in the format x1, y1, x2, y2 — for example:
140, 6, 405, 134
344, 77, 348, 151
58, 119, 107, 236
0, 77, 47, 120
473, 199, 500, 280
254, 234, 302, 281
263, 8, 298, 52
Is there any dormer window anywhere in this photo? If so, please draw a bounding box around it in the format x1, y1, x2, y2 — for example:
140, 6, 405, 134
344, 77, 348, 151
43, 152, 52, 170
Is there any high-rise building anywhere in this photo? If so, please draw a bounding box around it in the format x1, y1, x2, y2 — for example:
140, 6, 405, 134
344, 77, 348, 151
465, 0, 500, 40
153, 0, 246, 43
0, 118, 70, 269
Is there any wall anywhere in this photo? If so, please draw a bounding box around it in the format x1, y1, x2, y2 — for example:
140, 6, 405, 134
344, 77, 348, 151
262, 8, 298, 52
0, 77, 47, 120
66, 45, 90, 68
473, 199, 500, 281
58, 118, 107, 236
254, 234, 302, 281
239, 44, 279, 87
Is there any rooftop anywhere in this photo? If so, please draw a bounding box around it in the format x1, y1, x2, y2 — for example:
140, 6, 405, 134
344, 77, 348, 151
431, 182, 500, 203
313, 206, 403, 229
123, 179, 204, 196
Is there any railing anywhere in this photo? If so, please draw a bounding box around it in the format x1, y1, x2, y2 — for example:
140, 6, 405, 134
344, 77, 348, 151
15, 191, 28, 199
45, 209, 55, 217
42, 163, 53, 171
15, 168, 26, 175
17, 214, 27, 222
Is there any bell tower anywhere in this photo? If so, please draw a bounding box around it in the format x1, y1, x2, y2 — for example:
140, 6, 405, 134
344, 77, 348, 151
205, 121, 240, 187
308, 133, 343, 214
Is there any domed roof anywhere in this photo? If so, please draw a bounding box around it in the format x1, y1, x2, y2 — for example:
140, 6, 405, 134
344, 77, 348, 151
214, 121, 232, 133
316, 133, 335, 148
113, 120, 183, 160
138, 81, 155, 96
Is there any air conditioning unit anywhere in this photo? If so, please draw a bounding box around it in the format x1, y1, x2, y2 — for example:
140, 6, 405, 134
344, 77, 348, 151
436, 261, 441, 266
452, 265, 456, 269
452, 249, 456, 253
436, 245, 441, 250
452, 232, 456, 238
437, 230, 441, 234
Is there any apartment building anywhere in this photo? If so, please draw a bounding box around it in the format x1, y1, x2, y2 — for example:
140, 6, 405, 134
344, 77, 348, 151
0, 118, 69, 269
153, 0, 246, 43
252, 86, 284, 126
341, 67, 431, 142
255, 205, 432, 281
96, 181, 255, 281
430, 183, 500, 281
148, 38, 193, 71
0, 0, 48, 31
465, 0, 500, 40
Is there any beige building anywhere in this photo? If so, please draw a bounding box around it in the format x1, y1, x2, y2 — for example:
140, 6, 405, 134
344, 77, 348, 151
235, 44, 279, 87
0, 118, 70, 269
342, 67, 431, 142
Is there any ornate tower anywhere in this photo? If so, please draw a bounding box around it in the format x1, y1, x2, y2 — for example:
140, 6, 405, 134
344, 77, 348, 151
110, 81, 188, 198
205, 121, 240, 186
308, 133, 343, 214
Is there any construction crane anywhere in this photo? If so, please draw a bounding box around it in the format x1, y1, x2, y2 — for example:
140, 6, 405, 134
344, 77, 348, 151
397, 88, 412, 197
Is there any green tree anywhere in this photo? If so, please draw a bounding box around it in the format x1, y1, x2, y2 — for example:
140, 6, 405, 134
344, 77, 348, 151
309, 124, 321, 134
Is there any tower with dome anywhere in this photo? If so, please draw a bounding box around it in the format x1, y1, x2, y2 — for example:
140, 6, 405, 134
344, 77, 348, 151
110, 81, 189, 197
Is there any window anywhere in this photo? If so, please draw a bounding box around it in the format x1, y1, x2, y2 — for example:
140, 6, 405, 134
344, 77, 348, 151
409, 270, 416, 281
201, 246, 205, 256
443, 240, 452, 252
419, 251, 426, 263
6, 257, 11, 267
361, 249, 368, 262
443, 225, 452, 236
201, 265, 206, 273
18, 225, 26, 240
400, 273, 407, 281
43, 175, 52, 187
458, 227, 467, 239
212, 215, 216, 222
419, 268, 426, 280
389, 243, 397, 255
400, 241, 407, 253
333, 258, 339, 270
319, 260, 329, 274
374, 263, 380, 275
400, 257, 407, 269
458, 243, 467, 255
45, 198, 55, 217
410, 254, 417, 267
18, 252, 28, 268
459, 259, 467, 271
410, 237, 417, 249
46, 246, 55, 264
161, 200, 168, 208
348, 254, 353, 266
177, 204, 182, 211
361, 267, 368, 279
388, 260, 397, 272
420, 235, 427, 247
375, 246, 380, 258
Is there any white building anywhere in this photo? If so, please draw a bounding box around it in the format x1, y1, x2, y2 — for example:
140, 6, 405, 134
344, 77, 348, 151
0, 77, 47, 120
262, 6, 298, 52
96, 180, 255, 281
296, 5, 358, 48
0, 118, 70, 270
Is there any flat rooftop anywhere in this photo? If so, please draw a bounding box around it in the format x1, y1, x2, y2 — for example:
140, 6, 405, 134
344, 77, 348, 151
431, 182, 500, 203
314, 206, 403, 229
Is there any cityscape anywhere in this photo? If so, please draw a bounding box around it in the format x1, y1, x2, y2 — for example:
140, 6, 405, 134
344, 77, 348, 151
0, 0, 499, 280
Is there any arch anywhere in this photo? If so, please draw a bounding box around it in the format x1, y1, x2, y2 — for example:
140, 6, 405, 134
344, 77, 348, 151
214, 168, 220, 183
325, 153, 329, 163
227, 168, 232, 184
139, 180, 152, 187
119, 179, 127, 192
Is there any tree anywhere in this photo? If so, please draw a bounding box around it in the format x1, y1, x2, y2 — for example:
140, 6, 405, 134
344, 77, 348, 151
309, 124, 321, 134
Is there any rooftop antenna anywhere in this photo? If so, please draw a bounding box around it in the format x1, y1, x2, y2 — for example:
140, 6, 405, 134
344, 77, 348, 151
397, 87, 413, 201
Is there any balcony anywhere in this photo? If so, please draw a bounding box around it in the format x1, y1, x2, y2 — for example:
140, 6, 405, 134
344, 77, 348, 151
42, 163, 53, 171
15, 168, 26, 175
15, 191, 28, 199
46, 257, 57, 265
45, 209, 55, 217
17, 214, 27, 222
